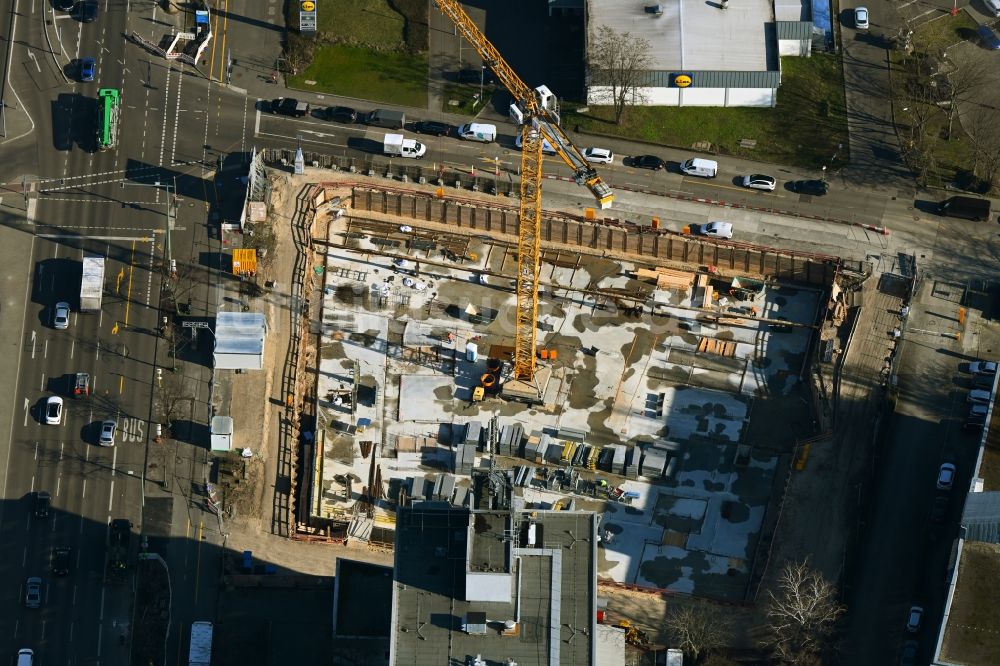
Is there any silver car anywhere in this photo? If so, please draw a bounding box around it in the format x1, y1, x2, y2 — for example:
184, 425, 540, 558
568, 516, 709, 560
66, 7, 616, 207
25, 577, 42, 608
742, 174, 776, 191
53, 302, 70, 330
693, 222, 734, 239
99, 419, 117, 447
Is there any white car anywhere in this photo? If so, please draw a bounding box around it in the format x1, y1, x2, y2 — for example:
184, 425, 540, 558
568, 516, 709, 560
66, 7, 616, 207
99, 419, 117, 447
969, 361, 997, 375
53, 302, 70, 330
967, 389, 992, 404
583, 147, 614, 164
936, 463, 956, 491
742, 174, 776, 191
905, 605, 923, 633
24, 577, 42, 609
398, 225, 413, 233
854, 7, 869, 30
692, 222, 734, 239
45, 397, 63, 425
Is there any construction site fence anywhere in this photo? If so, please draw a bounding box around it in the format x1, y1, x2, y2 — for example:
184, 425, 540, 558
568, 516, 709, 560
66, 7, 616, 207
262, 148, 520, 198
260, 149, 842, 287
346, 185, 840, 286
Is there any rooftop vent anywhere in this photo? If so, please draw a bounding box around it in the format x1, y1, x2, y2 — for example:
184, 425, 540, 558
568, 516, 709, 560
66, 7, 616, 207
462, 612, 488, 635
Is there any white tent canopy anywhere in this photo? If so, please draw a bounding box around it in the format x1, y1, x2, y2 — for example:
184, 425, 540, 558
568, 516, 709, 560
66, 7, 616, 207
214, 311, 266, 370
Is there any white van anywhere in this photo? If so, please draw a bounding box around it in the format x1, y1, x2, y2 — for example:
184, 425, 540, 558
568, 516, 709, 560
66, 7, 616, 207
680, 157, 718, 178
17, 649, 33, 666
457, 123, 496, 143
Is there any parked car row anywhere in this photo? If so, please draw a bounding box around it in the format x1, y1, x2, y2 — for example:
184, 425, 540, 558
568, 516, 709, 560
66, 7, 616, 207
963, 360, 995, 430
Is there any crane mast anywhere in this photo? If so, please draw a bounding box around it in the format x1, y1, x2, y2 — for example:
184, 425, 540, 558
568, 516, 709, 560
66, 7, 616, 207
433, 0, 614, 396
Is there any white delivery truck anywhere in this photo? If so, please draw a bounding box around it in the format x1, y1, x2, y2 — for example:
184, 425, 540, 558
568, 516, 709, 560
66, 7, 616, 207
383, 134, 426, 158
680, 157, 718, 178
188, 621, 213, 666
80, 255, 105, 313
457, 122, 497, 142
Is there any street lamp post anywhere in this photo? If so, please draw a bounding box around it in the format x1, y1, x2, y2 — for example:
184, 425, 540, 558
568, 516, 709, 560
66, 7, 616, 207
480, 65, 485, 105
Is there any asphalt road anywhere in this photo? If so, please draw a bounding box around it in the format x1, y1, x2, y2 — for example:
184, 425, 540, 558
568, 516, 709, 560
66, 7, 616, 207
0, 0, 228, 663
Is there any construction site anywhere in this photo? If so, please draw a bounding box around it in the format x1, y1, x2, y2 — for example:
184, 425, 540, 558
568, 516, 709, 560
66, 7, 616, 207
200, 2, 909, 660
281, 177, 858, 604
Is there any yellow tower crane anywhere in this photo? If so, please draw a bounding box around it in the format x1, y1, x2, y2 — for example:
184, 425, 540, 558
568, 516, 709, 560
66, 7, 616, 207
433, 0, 614, 401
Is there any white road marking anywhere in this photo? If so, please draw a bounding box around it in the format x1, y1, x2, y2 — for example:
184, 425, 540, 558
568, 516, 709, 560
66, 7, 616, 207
59, 441, 64, 460
39, 373, 44, 391
107, 480, 114, 511
22, 546, 27, 566
31, 330, 36, 359
43, 339, 48, 358
171, 69, 184, 165
81, 478, 86, 500
23, 399, 29, 427
70, 339, 75, 359
37, 234, 155, 241
158, 66, 173, 166
55, 475, 61, 496
111, 442, 117, 474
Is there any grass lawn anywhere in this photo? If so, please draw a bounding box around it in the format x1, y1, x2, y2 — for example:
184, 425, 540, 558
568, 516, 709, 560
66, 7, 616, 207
288, 45, 427, 108
563, 54, 849, 170
911, 11, 978, 52
440, 82, 497, 116
303, 0, 405, 49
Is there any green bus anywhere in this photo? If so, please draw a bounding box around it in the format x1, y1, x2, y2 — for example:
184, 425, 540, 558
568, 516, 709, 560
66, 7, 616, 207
96, 88, 121, 151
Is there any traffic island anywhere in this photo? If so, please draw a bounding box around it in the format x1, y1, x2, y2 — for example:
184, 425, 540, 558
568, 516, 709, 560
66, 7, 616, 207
131, 554, 171, 666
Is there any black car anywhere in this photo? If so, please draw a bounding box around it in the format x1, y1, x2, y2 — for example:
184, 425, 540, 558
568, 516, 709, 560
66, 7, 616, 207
55, 0, 75, 10
35, 491, 51, 519
456, 69, 494, 85
52, 546, 72, 576
414, 120, 452, 137
76, 0, 98, 22
789, 179, 829, 196
631, 155, 666, 170
270, 98, 309, 117
929, 496, 948, 523
323, 106, 357, 123
110, 518, 132, 544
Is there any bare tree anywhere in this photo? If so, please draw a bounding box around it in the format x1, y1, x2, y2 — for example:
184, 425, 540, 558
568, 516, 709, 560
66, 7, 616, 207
944, 58, 991, 139
762, 560, 844, 664
963, 105, 1000, 191
665, 600, 732, 660
588, 25, 652, 124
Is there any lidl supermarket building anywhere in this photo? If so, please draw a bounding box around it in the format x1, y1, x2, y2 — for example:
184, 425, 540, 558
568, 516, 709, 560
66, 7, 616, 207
583, 0, 818, 107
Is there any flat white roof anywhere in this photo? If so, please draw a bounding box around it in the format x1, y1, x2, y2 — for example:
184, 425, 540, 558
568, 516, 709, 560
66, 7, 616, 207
214, 311, 266, 369
587, 0, 772, 71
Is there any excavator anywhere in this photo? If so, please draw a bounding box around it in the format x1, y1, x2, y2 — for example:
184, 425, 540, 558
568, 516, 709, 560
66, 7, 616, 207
432, 0, 614, 401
